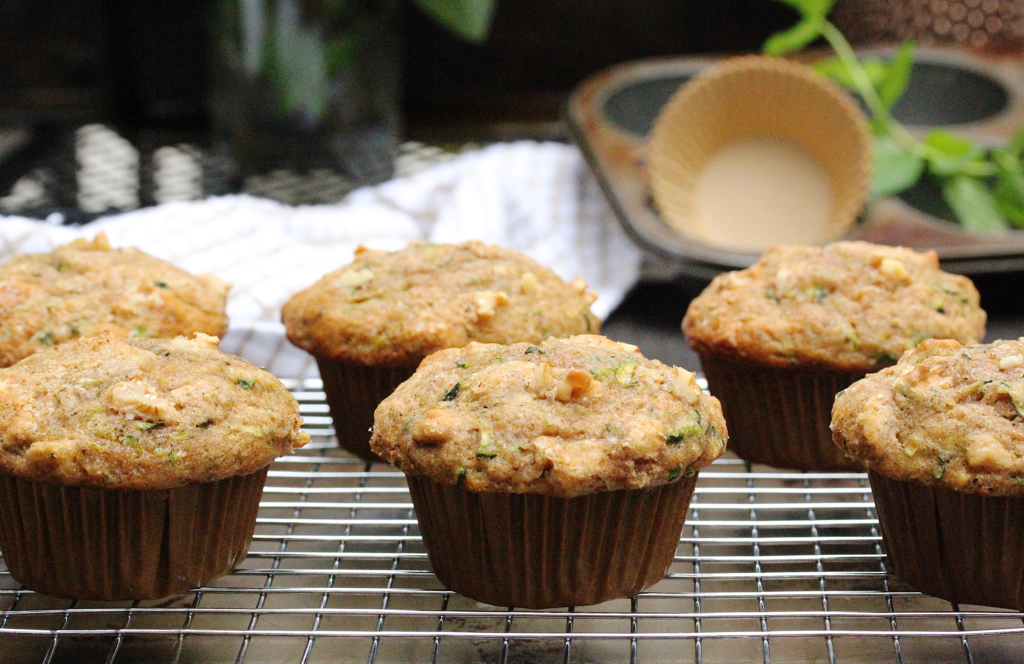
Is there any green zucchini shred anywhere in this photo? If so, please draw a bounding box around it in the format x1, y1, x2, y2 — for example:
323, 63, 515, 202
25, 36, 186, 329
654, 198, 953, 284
665, 410, 703, 444
443, 381, 463, 401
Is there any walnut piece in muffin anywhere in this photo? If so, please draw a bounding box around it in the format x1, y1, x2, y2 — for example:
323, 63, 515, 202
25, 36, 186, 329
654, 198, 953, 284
371, 335, 727, 498
0, 332, 309, 490
0, 233, 230, 367
282, 240, 599, 366
683, 241, 985, 371
832, 338, 1024, 495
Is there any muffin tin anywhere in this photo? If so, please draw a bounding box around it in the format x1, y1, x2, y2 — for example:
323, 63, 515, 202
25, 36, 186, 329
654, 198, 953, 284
1, 343, 1022, 662
567, 46, 1024, 277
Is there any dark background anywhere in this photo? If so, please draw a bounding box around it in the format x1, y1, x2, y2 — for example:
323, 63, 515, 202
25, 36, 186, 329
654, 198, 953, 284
0, 0, 798, 137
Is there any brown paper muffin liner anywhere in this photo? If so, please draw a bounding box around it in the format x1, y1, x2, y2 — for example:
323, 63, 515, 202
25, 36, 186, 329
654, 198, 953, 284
407, 474, 699, 609
648, 55, 872, 252
0, 466, 268, 600
317, 358, 418, 461
698, 352, 866, 471
869, 470, 1024, 610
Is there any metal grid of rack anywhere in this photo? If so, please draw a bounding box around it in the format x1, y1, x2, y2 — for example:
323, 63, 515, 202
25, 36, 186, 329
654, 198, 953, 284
2, 378, 1023, 664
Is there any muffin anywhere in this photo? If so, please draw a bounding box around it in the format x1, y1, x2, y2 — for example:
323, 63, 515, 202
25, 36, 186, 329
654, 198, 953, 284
370, 335, 726, 608
682, 241, 986, 471
0, 232, 230, 367
832, 338, 1024, 609
282, 240, 599, 460
0, 332, 309, 600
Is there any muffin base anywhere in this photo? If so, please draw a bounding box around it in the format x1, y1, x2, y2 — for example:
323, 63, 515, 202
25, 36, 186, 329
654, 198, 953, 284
0, 467, 268, 600
869, 470, 1024, 610
697, 352, 866, 471
317, 359, 418, 461
407, 474, 698, 609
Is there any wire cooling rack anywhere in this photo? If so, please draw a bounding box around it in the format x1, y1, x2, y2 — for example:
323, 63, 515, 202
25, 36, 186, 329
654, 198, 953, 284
2, 378, 1024, 664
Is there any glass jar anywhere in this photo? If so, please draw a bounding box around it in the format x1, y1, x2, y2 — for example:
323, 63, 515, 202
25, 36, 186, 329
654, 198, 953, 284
209, 0, 401, 189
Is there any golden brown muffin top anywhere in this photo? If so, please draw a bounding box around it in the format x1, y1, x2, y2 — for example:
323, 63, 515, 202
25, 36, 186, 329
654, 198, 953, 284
0, 233, 230, 368
832, 338, 1024, 496
370, 335, 727, 498
0, 332, 309, 490
683, 242, 986, 372
282, 240, 599, 366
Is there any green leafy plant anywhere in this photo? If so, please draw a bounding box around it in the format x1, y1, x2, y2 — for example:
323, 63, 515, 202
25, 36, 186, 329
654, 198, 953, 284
765, 0, 1024, 232
413, 0, 496, 43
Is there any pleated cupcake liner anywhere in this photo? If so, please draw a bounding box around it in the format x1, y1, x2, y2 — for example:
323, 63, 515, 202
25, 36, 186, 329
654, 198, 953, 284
407, 474, 699, 609
698, 352, 866, 471
869, 470, 1024, 610
316, 358, 418, 461
648, 55, 872, 251
0, 466, 268, 600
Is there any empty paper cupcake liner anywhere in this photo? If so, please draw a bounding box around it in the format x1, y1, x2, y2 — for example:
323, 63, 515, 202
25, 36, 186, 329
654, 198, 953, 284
697, 351, 866, 471
869, 470, 1024, 610
648, 55, 872, 252
407, 474, 698, 609
0, 466, 268, 600
317, 358, 418, 461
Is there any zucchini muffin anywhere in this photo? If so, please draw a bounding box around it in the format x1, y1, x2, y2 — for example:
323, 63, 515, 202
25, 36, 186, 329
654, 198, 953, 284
0, 233, 230, 368
0, 332, 309, 600
283, 240, 599, 460
371, 335, 726, 608
682, 241, 986, 470
832, 338, 1024, 609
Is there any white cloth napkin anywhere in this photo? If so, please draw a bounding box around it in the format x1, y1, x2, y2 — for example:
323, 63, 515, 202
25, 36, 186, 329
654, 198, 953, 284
0, 141, 643, 375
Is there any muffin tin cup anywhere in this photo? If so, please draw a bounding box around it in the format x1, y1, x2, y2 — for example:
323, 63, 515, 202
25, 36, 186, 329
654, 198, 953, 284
0, 466, 268, 600
697, 351, 866, 471
317, 359, 418, 462
869, 470, 1024, 610
406, 474, 699, 609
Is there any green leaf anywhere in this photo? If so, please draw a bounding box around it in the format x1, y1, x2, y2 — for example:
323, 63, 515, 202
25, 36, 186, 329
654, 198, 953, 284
763, 16, 824, 55
877, 41, 915, 110
1006, 126, 1024, 158
808, 0, 837, 15
925, 129, 975, 156
925, 130, 986, 177
994, 166, 1024, 228
812, 56, 855, 88
942, 176, 1009, 232
994, 149, 1023, 174
814, 56, 887, 92
870, 135, 924, 199
411, 0, 496, 44
771, 0, 836, 17
929, 131, 974, 158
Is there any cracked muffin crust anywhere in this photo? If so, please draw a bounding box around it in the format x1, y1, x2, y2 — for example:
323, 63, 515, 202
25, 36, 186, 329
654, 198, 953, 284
281, 240, 600, 366
370, 335, 727, 498
0, 233, 230, 368
832, 337, 1024, 495
0, 332, 309, 490
683, 241, 986, 372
